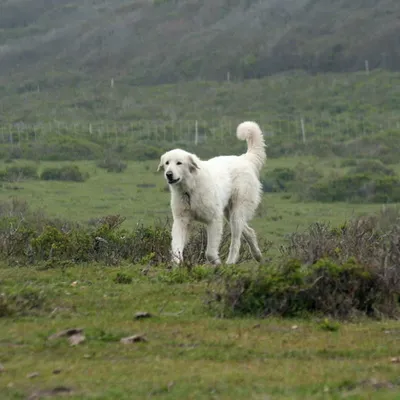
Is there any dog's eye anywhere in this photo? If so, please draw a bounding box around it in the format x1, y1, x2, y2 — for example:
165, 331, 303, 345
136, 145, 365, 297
177, 162, 182, 166
165, 161, 169, 165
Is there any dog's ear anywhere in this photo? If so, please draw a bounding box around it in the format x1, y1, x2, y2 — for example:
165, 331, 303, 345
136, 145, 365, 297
157, 156, 164, 172
188, 155, 200, 173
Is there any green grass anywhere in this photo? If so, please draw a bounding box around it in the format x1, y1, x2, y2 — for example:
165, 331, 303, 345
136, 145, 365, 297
1, 264, 400, 399
1, 156, 399, 398
0, 158, 384, 248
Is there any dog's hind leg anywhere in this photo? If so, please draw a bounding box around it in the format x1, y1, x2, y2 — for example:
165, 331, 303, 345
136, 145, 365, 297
205, 218, 223, 265
226, 211, 245, 265
243, 224, 263, 262
171, 218, 190, 264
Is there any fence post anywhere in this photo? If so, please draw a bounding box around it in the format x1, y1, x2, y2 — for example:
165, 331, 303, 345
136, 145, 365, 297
300, 117, 306, 144
195, 120, 198, 145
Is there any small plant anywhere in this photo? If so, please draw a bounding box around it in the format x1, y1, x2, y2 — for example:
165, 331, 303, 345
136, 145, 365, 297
318, 318, 340, 332
261, 167, 296, 193
97, 153, 127, 172
0, 286, 48, 317
113, 272, 133, 284
40, 165, 87, 182
0, 164, 38, 182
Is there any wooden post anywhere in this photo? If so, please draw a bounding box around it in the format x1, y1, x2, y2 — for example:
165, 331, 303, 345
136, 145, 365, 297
300, 118, 306, 144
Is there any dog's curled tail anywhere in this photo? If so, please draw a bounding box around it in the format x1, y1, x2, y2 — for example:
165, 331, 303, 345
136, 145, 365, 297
236, 121, 266, 172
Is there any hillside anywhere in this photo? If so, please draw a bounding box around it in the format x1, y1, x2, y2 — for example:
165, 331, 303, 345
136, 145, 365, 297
0, 0, 399, 86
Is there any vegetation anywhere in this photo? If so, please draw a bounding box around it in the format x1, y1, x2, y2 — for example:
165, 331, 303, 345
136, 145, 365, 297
208, 209, 400, 318
97, 152, 127, 173
0, 164, 38, 182
1, 205, 400, 399
40, 165, 87, 182
1, 262, 399, 400
0, 2, 399, 396
0, 0, 398, 86
0, 70, 399, 169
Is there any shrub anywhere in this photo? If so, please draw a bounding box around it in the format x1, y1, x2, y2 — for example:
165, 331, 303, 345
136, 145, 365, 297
261, 168, 296, 193
348, 159, 395, 176
333, 130, 400, 164
97, 153, 127, 172
113, 272, 133, 284
207, 210, 400, 319
40, 165, 87, 182
0, 286, 48, 317
309, 173, 400, 203
0, 200, 270, 267
0, 164, 38, 182
31, 136, 103, 161
123, 142, 163, 161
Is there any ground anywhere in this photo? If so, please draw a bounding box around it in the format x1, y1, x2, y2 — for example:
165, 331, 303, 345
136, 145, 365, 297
0, 158, 399, 399
1, 264, 400, 400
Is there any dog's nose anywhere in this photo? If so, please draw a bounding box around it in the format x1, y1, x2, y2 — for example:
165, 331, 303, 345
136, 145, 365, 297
166, 171, 173, 180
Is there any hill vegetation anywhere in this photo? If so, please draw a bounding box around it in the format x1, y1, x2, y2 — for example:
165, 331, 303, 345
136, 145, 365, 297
0, 0, 399, 87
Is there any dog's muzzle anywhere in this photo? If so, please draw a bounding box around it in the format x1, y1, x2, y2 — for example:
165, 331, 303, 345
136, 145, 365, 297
166, 172, 180, 185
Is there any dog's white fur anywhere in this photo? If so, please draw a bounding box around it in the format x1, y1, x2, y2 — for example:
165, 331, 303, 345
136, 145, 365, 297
157, 121, 266, 265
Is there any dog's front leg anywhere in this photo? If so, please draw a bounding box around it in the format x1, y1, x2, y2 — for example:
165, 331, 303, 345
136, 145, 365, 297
171, 218, 190, 264
205, 218, 223, 265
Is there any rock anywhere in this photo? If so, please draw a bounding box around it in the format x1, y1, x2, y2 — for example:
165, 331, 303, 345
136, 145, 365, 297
68, 333, 86, 346
48, 328, 84, 340
134, 312, 152, 320
120, 334, 147, 344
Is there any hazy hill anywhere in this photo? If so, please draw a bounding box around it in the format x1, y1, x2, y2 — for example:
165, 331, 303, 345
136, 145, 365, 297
0, 0, 399, 86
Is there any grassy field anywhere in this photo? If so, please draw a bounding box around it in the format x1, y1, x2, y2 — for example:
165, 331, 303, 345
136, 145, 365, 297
1, 263, 400, 400
0, 157, 385, 246
1, 156, 399, 399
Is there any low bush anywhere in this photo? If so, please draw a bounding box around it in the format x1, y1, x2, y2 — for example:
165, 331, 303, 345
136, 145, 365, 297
207, 209, 400, 319
348, 159, 395, 176
261, 167, 296, 193
0, 164, 38, 181
333, 130, 400, 164
0, 199, 270, 267
40, 165, 87, 182
0, 286, 48, 317
123, 142, 163, 161
308, 173, 400, 203
97, 153, 127, 172
261, 163, 323, 199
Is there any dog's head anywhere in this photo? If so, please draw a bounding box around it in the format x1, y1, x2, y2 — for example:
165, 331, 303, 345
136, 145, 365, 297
157, 149, 199, 185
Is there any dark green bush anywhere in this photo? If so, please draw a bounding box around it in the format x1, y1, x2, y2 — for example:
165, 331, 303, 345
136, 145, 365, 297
348, 159, 395, 176
261, 163, 323, 198
40, 165, 87, 182
333, 130, 400, 164
0, 286, 48, 317
207, 211, 400, 319
97, 154, 127, 172
0, 164, 38, 181
0, 136, 103, 161
261, 168, 296, 193
207, 257, 383, 318
309, 173, 400, 203
113, 272, 133, 284
123, 142, 163, 161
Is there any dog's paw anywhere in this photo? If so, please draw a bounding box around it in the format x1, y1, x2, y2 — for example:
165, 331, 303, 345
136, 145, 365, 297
171, 253, 183, 266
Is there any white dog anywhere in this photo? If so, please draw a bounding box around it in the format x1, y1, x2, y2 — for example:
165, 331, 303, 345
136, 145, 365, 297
157, 121, 266, 265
